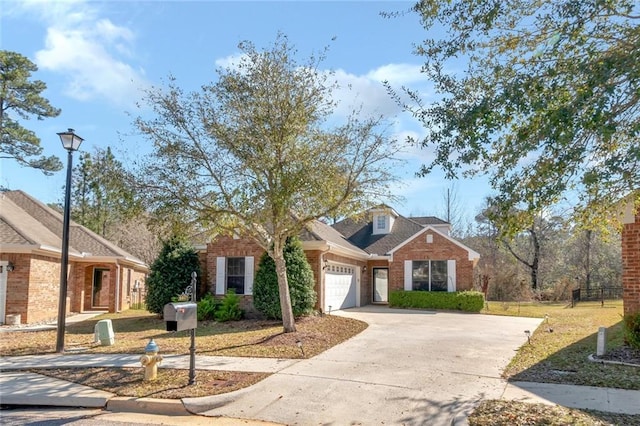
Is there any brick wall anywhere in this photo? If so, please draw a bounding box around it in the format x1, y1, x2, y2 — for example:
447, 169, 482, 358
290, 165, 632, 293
2, 254, 31, 323
119, 266, 147, 311
206, 236, 266, 315
27, 254, 68, 324
390, 231, 475, 292
622, 210, 640, 316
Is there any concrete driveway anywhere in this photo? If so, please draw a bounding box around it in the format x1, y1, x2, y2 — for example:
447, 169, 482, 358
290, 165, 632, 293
186, 306, 542, 425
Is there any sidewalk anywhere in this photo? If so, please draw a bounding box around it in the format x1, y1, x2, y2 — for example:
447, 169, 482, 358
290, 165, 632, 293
1, 353, 638, 417
0, 353, 293, 425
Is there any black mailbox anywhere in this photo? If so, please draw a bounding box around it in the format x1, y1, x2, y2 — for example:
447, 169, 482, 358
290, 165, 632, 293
164, 302, 197, 332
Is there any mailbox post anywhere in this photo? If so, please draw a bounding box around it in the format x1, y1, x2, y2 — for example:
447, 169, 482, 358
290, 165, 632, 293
164, 271, 198, 385
187, 271, 197, 385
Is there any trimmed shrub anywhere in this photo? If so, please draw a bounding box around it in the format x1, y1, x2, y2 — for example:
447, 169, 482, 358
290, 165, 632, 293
254, 237, 317, 319
145, 236, 201, 315
624, 312, 640, 349
215, 291, 243, 322
389, 290, 484, 312
197, 293, 218, 321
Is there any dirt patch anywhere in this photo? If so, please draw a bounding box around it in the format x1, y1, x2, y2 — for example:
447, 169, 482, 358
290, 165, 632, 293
468, 400, 640, 426
26, 367, 269, 399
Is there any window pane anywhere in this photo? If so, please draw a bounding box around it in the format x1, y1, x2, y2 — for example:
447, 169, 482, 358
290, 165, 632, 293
412, 261, 430, 291
227, 276, 245, 294
227, 257, 245, 294
431, 261, 448, 291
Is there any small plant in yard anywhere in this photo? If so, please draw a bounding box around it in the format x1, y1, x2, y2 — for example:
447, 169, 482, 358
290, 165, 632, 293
624, 312, 640, 349
197, 292, 218, 321
215, 291, 243, 322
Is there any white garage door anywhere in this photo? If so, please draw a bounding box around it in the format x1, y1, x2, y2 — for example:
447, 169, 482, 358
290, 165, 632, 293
324, 264, 356, 312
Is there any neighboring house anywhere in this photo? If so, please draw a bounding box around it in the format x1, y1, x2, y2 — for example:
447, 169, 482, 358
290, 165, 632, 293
0, 190, 148, 325
203, 206, 479, 314
621, 195, 640, 316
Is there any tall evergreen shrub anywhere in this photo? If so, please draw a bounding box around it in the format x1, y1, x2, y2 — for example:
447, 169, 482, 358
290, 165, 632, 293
254, 237, 317, 319
145, 236, 201, 315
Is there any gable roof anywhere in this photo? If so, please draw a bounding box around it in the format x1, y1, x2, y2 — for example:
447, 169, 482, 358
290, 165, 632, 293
0, 190, 147, 268
388, 224, 480, 261
332, 214, 425, 255
332, 208, 478, 260
301, 219, 369, 258
409, 216, 449, 226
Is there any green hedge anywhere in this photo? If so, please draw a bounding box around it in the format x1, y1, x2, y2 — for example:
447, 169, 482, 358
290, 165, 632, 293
389, 290, 484, 312
624, 312, 640, 350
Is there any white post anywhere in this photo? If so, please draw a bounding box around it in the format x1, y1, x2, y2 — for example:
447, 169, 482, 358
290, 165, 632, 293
596, 326, 607, 356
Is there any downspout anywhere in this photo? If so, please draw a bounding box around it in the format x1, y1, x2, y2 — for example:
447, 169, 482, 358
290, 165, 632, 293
115, 262, 121, 313
320, 246, 331, 314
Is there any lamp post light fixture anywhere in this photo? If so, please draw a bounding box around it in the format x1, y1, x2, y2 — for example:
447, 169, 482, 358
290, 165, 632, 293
55, 128, 84, 353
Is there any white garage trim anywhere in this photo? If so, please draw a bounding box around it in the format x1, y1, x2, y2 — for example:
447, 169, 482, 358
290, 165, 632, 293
447, 259, 456, 292
324, 263, 357, 312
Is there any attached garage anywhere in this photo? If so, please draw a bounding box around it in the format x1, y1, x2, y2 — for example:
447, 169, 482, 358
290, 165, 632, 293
324, 264, 356, 312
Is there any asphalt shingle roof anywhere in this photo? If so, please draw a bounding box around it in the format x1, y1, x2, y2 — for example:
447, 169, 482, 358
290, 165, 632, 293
0, 190, 145, 265
330, 209, 457, 256
332, 214, 430, 255
302, 219, 368, 255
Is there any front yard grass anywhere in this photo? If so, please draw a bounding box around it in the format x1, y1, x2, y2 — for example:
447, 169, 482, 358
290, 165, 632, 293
472, 299, 640, 426
0, 309, 367, 358
483, 300, 639, 390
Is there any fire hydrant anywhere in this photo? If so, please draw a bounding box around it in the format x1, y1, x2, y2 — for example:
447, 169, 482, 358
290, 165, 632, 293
140, 338, 163, 381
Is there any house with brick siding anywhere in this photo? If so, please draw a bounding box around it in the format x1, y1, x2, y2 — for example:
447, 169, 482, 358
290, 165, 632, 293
0, 190, 148, 325
621, 195, 640, 317
205, 206, 479, 314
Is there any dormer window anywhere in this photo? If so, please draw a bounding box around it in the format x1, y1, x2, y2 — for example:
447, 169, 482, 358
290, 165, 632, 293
372, 210, 395, 235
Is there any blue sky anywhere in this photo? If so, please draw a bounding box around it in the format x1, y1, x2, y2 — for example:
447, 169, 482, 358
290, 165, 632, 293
1, 0, 491, 224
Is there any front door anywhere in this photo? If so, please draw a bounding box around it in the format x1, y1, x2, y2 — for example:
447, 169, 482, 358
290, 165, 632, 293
92, 268, 110, 308
373, 268, 388, 303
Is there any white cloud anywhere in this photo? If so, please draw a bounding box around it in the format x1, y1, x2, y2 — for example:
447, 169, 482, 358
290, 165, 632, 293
215, 53, 247, 70
16, 0, 149, 107
328, 63, 427, 119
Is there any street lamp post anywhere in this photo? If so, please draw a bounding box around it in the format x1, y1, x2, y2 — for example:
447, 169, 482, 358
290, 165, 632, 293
55, 128, 84, 353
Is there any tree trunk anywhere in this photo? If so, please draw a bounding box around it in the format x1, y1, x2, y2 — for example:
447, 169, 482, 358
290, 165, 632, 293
272, 239, 296, 333
585, 229, 592, 292
530, 228, 540, 290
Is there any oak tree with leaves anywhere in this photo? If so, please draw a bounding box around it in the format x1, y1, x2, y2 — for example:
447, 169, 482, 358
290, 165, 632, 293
135, 34, 400, 332
389, 0, 639, 233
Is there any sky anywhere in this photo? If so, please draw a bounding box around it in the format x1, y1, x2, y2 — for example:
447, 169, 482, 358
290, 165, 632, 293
1, 0, 492, 225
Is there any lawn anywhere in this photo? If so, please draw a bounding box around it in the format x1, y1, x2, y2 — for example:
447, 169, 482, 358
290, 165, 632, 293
0, 309, 368, 358
472, 299, 640, 426
483, 299, 640, 390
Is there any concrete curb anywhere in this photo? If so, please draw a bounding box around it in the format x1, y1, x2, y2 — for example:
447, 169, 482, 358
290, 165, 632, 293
107, 396, 190, 415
